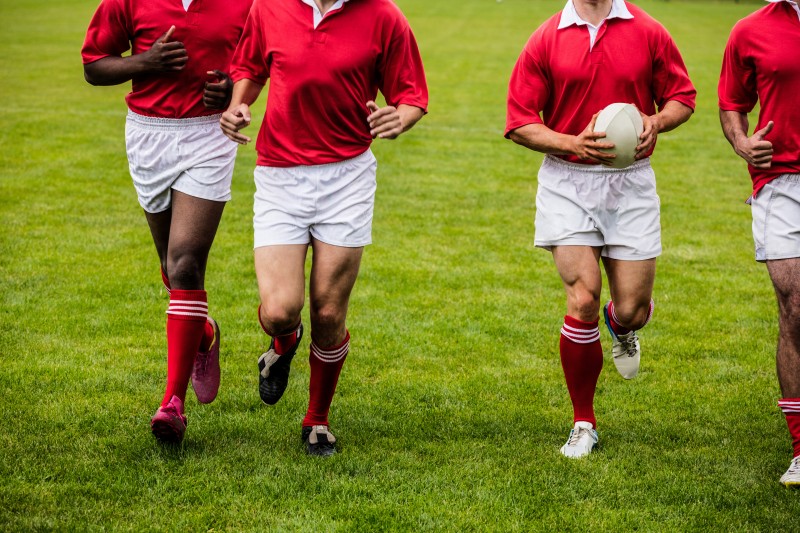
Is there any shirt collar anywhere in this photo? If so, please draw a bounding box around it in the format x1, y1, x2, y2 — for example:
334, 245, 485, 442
300, 0, 350, 28
765, 0, 800, 20
558, 0, 634, 29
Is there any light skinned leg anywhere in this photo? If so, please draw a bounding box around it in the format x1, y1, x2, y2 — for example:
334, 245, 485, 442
308, 238, 363, 346
552, 245, 604, 432
767, 258, 800, 398
552, 245, 603, 320
602, 257, 657, 330
255, 244, 308, 336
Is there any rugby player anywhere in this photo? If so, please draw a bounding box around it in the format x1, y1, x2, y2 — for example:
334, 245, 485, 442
82, 0, 252, 443
505, 0, 695, 458
220, 0, 428, 456
719, 0, 800, 486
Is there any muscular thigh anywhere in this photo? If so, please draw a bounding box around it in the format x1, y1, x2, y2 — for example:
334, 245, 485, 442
552, 245, 603, 320
254, 244, 309, 315
767, 258, 800, 310
309, 239, 363, 313
602, 257, 656, 319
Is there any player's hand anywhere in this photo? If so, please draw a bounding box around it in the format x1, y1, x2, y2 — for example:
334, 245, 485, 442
204, 70, 233, 109
735, 121, 774, 169
140, 26, 188, 73
635, 112, 659, 159
220, 103, 252, 145
573, 113, 616, 164
366, 101, 403, 139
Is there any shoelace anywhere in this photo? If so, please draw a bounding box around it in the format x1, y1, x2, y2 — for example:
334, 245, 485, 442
197, 354, 207, 375
787, 457, 800, 475
620, 332, 639, 358
566, 428, 586, 447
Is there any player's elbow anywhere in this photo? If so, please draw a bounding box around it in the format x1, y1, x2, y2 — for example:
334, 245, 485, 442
83, 65, 101, 86
507, 129, 525, 146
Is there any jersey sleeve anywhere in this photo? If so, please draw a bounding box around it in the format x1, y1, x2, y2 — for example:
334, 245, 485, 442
230, 2, 269, 85
505, 34, 549, 138
718, 24, 758, 113
81, 0, 132, 64
650, 29, 696, 112
377, 17, 428, 112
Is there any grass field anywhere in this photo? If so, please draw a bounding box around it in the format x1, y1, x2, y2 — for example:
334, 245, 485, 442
2, 0, 798, 530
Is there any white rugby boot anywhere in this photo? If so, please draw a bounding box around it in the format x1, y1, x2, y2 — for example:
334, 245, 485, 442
560, 421, 598, 458
780, 456, 800, 487
604, 303, 640, 379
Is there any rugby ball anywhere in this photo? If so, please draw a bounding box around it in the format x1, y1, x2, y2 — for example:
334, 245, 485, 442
593, 103, 644, 169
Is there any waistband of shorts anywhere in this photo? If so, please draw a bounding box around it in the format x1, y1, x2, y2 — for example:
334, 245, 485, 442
257, 148, 375, 170
544, 154, 651, 173
126, 110, 222, 129
775, 173, 800, 184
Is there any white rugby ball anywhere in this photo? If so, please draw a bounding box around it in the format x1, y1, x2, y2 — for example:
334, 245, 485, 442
592, 103, 644, 169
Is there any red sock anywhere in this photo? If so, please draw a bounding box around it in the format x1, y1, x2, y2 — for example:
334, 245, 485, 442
160, 267, 171, 294
560, 315, 603, 427
608, 300, 654, 335
257, 305, 301, 355
302, 331, 350, 427
274, 324, 301, 355
162, 289, 208, 406
779, 398, 800, 458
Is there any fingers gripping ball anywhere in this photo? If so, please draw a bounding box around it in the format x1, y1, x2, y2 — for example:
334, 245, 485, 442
593, 103, 644, 169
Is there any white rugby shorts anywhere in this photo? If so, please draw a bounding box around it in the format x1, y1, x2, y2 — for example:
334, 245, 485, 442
534, 155, 662, 260
253, 149, 378, 248
125, 111, 236, 213
750, 173, 800, 262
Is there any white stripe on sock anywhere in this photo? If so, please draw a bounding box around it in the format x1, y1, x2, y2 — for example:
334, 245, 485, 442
311, 341, 349, 363
560, 326, 600, 344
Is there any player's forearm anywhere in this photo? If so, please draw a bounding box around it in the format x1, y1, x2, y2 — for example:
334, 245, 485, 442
228, 78, 264, 108
508, 123, 576, 156
83, 56, 150, 86
397, 104, 425, 133
651, 100, 693, 133
719, 109, 750, 152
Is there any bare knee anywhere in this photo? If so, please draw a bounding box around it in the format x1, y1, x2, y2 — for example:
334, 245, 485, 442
567, 290, 601, 322
777, 292, 800, 328
166, 250, 206, 290
260, 300, 303, 335
310, 304, 347, 345
612, 300, 652, 330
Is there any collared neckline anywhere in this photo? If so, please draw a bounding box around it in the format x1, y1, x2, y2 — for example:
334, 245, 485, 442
558, 0, 634, 30
765, 0, 800, 21
300, 0, 350, 29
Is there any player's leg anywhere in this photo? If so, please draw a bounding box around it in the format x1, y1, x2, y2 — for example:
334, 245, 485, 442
594, 158, 660, 379
144, 209, 173, 293
602, 257, 656, 329
552, 245, 603, 458
151, 191, 225, 442
600, 257, 656, 380
749, 175, 800, 484
255, 244, 308, 405
301, 239, 363, 457
769, 258, 800, 487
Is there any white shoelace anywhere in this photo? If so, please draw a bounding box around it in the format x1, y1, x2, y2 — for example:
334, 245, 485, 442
787, 457, 800, 475
620, 332, 639, 357
566, 427, 587, 446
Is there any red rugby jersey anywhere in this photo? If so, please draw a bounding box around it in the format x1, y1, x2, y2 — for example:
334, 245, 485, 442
719, 2, 800, 194
230, 0, 428, 167
82, 0, 253, 119
505, 2, 696, 164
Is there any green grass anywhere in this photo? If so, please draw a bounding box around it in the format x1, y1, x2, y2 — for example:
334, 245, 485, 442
1, 0, 797, 530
